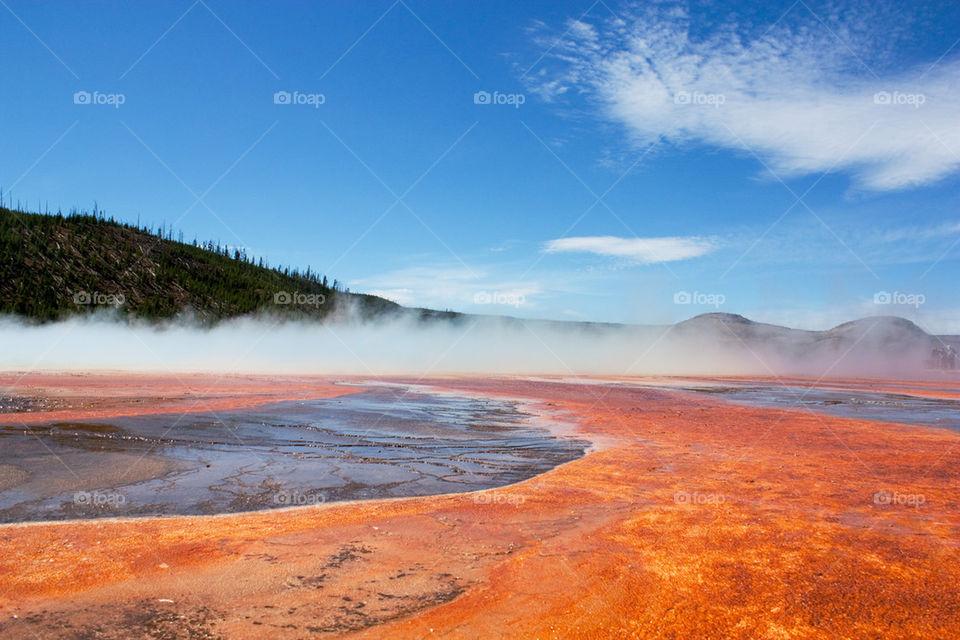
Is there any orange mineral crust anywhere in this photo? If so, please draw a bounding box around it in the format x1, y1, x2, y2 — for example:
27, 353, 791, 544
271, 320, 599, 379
1, 374, 959, 639
0, 372, 362, 425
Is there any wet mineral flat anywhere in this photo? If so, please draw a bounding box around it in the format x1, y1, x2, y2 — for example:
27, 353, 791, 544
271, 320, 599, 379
0, 386, 588, 522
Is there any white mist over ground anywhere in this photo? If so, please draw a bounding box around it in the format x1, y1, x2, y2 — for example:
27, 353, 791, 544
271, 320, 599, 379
0, 312, 947, 378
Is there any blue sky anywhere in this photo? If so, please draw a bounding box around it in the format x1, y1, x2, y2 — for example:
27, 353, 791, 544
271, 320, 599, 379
2, 0, 959, 331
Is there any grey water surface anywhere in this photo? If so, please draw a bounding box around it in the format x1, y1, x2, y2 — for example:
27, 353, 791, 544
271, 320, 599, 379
0, 387, 588, 522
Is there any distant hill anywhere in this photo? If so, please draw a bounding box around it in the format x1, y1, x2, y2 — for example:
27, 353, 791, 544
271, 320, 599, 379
823, 316, 932, 345
675, 312, 814, 342
669, 312, 956, 373
0, 206, 448, 323
674, 312, 943, 351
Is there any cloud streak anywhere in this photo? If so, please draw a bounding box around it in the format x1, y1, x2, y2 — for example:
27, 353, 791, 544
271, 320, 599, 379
354, 264, 544, 311
527, 2, 960, 191
544, 235, 714, 263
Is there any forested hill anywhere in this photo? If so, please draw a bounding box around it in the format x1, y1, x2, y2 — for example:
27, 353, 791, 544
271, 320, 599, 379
0, 206, 430, 323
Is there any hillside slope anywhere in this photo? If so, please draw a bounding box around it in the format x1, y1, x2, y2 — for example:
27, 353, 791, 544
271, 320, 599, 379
0, 207, 407, 323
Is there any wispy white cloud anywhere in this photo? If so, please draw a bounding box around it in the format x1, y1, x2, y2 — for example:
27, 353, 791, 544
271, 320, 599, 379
353, 264, 544, 311
718, 216, 960, 267
878, 220, 960, 243
544, 235, 714, 263
527, 2, 960, 191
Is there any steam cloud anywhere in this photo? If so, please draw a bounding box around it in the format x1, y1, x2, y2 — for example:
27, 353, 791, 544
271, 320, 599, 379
0, 308, 946, 379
